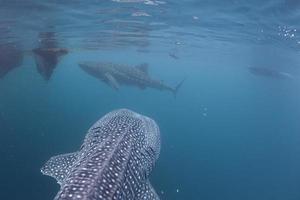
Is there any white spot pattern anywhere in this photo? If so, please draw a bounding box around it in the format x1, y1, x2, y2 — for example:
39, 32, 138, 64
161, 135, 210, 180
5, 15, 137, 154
41, 109, 160, 200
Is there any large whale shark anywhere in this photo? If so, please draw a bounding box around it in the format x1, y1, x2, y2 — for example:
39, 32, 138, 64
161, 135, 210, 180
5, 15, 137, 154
41, 109, 161, 200
79, 61, 184, 97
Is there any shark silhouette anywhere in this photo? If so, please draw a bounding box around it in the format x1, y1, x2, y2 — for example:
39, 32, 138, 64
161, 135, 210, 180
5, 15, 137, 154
32, 47, 68, 80
32, 32, 68, 80
41, 109, 160, 200
79, 62, 184, 97
0, 44, 23, 78
248, 67, 294, 80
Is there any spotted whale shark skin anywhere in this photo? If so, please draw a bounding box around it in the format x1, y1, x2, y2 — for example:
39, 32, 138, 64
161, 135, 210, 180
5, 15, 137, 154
41, 109, 161, 200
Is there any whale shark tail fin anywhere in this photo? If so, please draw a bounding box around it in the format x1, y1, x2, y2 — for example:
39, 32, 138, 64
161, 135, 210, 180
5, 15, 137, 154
173, 78, 186, 98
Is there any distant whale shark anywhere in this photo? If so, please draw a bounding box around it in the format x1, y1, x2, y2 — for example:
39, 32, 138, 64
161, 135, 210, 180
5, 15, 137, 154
0, 44, 23, 78
41, 109, 161, 200
79, 62, 184, 97
32, 32, 68, 80
33, 47, 68, 80
248, 67, 294, 80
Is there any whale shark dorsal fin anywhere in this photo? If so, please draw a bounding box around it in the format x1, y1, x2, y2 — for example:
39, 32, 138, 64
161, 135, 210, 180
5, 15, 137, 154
136, 63, 149, 74
104, 72, 120, 90
41, 152, 79, 185
138, 181, 160, 200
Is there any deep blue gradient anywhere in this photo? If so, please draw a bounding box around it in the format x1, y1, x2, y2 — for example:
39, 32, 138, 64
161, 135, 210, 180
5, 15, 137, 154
0, 1, 300, 200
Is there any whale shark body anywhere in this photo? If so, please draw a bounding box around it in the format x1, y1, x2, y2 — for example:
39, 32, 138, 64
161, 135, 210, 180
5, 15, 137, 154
248, 67, 294, 80
41, 109, 161, 200
79, 62, 184, 96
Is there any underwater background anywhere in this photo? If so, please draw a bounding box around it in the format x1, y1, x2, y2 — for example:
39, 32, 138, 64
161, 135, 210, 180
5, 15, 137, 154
0, 0, 300, 199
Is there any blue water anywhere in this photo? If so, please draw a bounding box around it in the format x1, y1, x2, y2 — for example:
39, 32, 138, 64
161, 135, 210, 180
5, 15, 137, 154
1, 0, 300, 200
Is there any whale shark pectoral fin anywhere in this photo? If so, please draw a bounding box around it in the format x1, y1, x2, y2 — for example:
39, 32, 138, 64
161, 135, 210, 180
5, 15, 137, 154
104, 73, 120, 90
135, 63, 149, 75
41, 152, 79, 185
172, 78, 186, 98
137, 181, 160, 200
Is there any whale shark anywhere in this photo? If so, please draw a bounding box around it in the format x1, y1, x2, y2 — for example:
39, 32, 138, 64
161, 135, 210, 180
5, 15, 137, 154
41, 109, 161, 200
33, 47, 68, 80
79, 61, 184, 97
32, 32, 68, 80
0, 43, 23, 78
248, 67, 294, 80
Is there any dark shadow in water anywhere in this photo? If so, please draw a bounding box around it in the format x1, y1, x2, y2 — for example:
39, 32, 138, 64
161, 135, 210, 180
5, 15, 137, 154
32, 32, 68, 80
248, 46, 297, 80
0, 114, 5, 132
169, 52, 179, 60
0, 43, 23, 78
0, 112, 11, 135
248, 67, 294, 80
284, 0, 300, 9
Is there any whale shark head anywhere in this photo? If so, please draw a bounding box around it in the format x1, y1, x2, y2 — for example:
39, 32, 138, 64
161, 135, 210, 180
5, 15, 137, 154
78, 61, 101, 76
79, 61, 94, 71
79, 62, 115, 81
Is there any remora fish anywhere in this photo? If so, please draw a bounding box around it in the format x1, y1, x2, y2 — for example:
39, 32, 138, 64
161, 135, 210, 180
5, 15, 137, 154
79, 62, 184, 97
41, 109, 161, 200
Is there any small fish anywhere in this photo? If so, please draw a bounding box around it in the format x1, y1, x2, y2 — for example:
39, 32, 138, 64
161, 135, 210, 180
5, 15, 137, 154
169, 52, 179, 60
41, 109, 161, 200
79, 62, 185, 97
